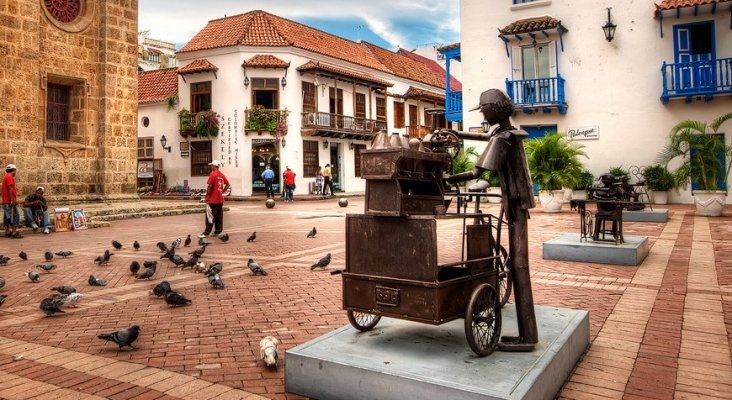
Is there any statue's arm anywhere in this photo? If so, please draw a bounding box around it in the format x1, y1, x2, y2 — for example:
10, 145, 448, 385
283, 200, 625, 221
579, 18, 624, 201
446, 167, 486, 184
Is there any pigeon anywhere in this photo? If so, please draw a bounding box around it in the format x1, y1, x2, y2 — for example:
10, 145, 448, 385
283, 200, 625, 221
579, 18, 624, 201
58, 292, 83, 308
0, 294, 6, 307
0, 277, 5, 289
54, 250, 73, 258
260, 336, 280, 368
51, 285, 76, 295
112, 240, 124, 250
0, 255, 10, 265
310, 253, 332, 270
97, 325, 140, 350
36, 263, 57, 273
133, 240, 140, 251
94, 250, 113, 265
171, 254, 185, 267
143, 260, 157, 269
164, 291, 191, 307
150, 281, 171, 297
39, 298, 64, 316
246, 232, 256, 242
156, 242, 168, 253
189, 246, 206, 259
184, 234, 192, 247
194, 261, 207, 273
207, 262, 223, 275
88, 275, 107, 286
160, 248, 175, 260
136, 267, 156, 280
44, 251, 54, 262
171, 238, 182, 249
182, 256, 199, 269
198, 237, 208, 246
217, 233, 229, 242
247, 259, 268, 276
18, 251, 27, 261
208, 273, 224, 289
24, 271, 41, 282
307, 227, 317, 238
129, 261, 141, 275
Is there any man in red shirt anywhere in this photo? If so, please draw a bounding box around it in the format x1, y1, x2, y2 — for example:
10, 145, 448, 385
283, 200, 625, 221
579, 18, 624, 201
200, 160, 230, 238
2, 164, 22, 238
283, 167, 296, 202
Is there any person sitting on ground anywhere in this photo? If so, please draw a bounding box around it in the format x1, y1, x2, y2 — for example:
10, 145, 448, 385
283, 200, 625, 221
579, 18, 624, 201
23, 186, 51, 234
2, 164, 22, 238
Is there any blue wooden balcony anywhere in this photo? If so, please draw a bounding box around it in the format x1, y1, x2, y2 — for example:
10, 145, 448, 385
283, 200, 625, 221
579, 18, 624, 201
661, 58, 732, 103
505, 75, 567, 114
445, 90, 462, 122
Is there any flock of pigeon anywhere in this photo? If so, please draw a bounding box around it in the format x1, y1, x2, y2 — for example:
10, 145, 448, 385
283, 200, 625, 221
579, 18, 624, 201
0, 225, 332, 367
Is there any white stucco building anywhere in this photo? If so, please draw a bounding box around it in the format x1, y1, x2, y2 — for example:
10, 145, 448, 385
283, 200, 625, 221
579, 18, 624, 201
455, 0, 732, 203
136, 10, 460, 197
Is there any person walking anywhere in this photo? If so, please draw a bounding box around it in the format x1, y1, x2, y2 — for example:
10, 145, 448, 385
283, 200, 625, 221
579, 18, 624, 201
283, 167, 296, 202
23, 186, 51, 234
261, 164, 275, 198
322, 163, 335, 197
2, 164, 22, 238
315, 166, 324, 195
200, 160, 230, 238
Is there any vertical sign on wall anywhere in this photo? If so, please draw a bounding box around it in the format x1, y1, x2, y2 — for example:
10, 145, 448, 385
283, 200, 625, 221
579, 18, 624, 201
219, 113, 226, 166
227, 116, 232, 166
233, 109, 239, 168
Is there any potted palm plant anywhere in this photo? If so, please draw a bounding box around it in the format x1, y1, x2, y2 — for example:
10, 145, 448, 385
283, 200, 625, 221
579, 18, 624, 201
571, 170, 594, 200
658, 112, 732, 216
642, 164, 675, 205
524, 132, 587, 212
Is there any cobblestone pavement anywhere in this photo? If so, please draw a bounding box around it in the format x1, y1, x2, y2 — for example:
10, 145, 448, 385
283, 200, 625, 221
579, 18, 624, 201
0, 198, 730, 399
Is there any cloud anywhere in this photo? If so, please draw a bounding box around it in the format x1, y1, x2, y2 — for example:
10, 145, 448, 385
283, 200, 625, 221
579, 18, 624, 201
139, 0, 459, 50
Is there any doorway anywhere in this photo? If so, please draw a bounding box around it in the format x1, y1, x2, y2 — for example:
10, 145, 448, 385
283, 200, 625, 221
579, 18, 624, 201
251, 139, 279, 193
329, 142, 342, 190
673, 21, 715, 92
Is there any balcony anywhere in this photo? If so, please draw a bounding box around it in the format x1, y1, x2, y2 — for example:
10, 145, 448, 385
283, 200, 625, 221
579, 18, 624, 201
406, 125, 432, 139
301, 112, 387, 140
445, 90, 462, 122
661, 58, 732, 103
505, 75, 567, 114
244, 108, 289, 136
178, 110, 221, 138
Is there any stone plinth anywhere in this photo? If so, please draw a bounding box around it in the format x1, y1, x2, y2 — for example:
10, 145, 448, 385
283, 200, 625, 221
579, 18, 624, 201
543, 234, 649, 266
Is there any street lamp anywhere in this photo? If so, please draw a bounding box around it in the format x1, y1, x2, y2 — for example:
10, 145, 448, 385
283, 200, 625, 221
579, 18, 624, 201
602, 8, 617, 42
160, 135, 171, 152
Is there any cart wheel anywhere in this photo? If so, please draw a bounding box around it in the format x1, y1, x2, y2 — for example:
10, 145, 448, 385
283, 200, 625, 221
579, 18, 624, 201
497, 245, 512, 308
465, 283, 501, 356
347, 310, 381, 332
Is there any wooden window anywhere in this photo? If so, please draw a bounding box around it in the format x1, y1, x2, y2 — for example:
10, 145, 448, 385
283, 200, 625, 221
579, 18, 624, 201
191, 81, 211, 113
355, 93, 366, 119
408, 104, 418, 126
329, 88, 343, 114
302, 81, 317, 113
137, 137, 154, 159
394, 102, 405, 128
47, 83, 71, 141
252, 78, 279, 109
190, 141, 212, 177
354, 144, 367, 177
148, 53, 159, 63
376, 96, 386, 122
302, 140, 319, 177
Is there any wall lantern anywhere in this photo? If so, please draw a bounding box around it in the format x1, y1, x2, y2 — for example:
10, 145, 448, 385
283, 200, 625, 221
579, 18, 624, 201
281, 138, 286, 148
243, 75, 250, 87
602, 7, 617, 42
323, 140, 329, 149
349, 142, 355, 150
160, 134, 171, 152
281, 76, 287, 88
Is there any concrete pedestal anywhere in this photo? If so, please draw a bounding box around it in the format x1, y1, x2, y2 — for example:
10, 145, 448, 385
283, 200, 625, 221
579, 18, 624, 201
622, 209, 668, 222
285, 305, 589, 400
543, 234, 649, 266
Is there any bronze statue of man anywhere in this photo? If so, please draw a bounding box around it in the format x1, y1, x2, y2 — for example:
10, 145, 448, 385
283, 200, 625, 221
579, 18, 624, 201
446, 89, 538, 351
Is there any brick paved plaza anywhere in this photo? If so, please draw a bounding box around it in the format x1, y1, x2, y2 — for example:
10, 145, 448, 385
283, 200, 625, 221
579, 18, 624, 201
0, 198, 730, 399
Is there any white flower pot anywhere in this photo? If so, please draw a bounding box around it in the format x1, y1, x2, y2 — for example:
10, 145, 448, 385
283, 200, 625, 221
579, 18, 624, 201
539, 190, 564, 213
693, 191, 726, 217
652, 191, 668, 205
563, 188, 573, 201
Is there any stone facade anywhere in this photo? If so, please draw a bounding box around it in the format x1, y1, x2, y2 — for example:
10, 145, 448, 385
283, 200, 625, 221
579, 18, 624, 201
0, 0, 139, 202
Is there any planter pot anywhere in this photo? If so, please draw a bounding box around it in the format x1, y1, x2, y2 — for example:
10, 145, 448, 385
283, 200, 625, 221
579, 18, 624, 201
563, 188, 573, 201
652, 191, 668, 205
538, 190, 564, 213
693, 190, 726, 217
571, 190, 587, 201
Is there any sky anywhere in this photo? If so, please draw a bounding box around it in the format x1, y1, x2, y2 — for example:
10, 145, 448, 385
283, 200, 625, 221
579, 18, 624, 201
138, 0, 460, 51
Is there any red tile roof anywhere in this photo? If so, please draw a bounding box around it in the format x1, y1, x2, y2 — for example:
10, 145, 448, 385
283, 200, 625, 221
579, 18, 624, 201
296, 61, 393, 87
362, 42, 444, 88
656, 0, 728, 10
242, 54, 290, 68
138, 68, 178, 103
402, 86, 445, 102
178, 59, 219, 75
499, 16, 566, 35
437, 43, 460, 52
397, 49, 462, 91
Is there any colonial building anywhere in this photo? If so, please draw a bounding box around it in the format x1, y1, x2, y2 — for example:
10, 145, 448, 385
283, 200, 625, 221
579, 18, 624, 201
138, 35, 178, 72
137, 10, 460, 196
451, 0, 731, 203
0, 0, 139, 201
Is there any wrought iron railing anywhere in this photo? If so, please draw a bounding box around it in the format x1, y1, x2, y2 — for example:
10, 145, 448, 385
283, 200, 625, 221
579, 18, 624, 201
301, 112, 387, 133
406, 125, 432, 139
661, 58, 732, 103
505, 75, 566, 114
445, 90, 462, 122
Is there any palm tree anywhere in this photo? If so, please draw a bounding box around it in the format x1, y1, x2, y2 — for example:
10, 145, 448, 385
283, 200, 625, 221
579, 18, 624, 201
524, 132, 587, 191
658, 112, 732, 191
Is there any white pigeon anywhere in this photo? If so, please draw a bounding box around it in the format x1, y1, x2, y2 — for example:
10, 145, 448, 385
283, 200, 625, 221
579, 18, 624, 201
171, 238, 182, 248
60, 292, 83, 308
260, 336, 280, 368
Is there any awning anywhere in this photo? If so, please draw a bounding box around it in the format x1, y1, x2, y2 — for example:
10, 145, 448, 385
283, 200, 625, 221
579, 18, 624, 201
242, 55, 290, 69
178, 59, 218, 80
654, 0, 731, 37
296, 61, 393, 88
498, 16, 568, 56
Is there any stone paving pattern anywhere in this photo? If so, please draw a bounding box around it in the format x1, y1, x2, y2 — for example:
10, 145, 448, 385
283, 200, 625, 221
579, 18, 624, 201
0, 199, 730, 399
